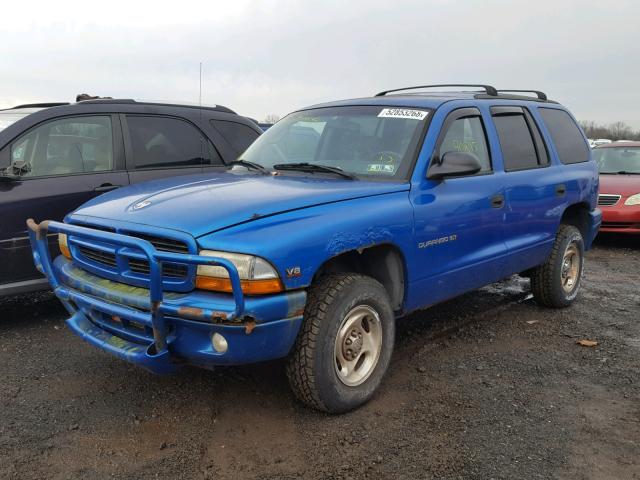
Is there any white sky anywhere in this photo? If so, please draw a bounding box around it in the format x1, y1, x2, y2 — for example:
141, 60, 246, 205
1, 0, 638, 127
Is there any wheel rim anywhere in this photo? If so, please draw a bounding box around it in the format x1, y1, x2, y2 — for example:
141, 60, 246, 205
334, 305, 383, 387
561, 242, 581, 294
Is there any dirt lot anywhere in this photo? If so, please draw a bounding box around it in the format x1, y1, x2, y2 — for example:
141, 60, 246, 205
1, 235, 638, 480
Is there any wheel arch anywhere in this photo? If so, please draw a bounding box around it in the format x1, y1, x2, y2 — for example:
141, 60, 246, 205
560, 202, 591, 240
312, 243, 407, 312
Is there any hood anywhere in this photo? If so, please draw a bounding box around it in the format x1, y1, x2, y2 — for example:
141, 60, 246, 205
70, 172, 409, 238
599, 173, 640, 197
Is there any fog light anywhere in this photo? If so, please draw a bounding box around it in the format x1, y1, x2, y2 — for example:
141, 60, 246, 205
211, 333, 228, 353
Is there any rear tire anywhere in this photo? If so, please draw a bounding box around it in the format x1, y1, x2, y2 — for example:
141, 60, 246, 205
286, 273, 395, 413
531, 225, 584, 308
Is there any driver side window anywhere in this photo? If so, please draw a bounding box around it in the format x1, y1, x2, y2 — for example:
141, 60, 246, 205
8, 116, 113, 178
438, 116, 491, 173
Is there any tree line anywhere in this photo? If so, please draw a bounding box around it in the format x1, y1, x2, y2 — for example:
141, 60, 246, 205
579, 120, 640, 141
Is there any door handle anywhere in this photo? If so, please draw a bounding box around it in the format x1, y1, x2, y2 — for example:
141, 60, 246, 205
490, 194, 505, 209
555, 184, 566, 196
94, 184, 120, 193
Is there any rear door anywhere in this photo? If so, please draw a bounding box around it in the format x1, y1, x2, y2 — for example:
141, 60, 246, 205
0, 114, 127, 290
123, 115, 222, 183
489, 106, 567, 274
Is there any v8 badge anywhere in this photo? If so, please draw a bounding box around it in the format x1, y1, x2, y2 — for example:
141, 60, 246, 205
286, 266, 302, 278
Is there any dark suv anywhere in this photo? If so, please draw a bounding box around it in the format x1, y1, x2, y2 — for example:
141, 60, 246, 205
0, 99, 261, 296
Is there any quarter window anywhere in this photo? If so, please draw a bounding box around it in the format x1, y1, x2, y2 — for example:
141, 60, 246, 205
539, 108, 589, 164
438, 116, 492, 173
210, 120, 260, 155
126, 116, 221, 169
492, 109, 544, 171
7, 116, 113, 177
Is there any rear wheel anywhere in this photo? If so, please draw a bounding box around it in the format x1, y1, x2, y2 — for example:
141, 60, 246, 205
286, 273, 395, 413
531, 225, 584, 308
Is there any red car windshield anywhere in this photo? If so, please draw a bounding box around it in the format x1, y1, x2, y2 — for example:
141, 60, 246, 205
594, 147, 640, 174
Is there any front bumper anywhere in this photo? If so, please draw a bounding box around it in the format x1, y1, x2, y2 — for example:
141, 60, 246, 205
599, 205, 640, 234
28, 220, 306, 374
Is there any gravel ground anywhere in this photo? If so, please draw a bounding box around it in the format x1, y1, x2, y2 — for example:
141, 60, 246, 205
0, 234, 638, 480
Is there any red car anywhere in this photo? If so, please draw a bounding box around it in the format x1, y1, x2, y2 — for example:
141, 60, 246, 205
593, 142, 640, 234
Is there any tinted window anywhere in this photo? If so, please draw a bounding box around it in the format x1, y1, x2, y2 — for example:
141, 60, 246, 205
539, 108, 589, 164
7, 116, 113, 177
492, 113, 539, 171
438, 116, 491, 173
211, 120, 260, 155
127, 116, 221, 169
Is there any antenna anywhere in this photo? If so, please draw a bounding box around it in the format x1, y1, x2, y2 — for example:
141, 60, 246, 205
199, 62, 204, 164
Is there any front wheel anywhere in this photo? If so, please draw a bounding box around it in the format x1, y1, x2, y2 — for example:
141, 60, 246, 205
531, 225, 584, 308
286, 273, 395, 413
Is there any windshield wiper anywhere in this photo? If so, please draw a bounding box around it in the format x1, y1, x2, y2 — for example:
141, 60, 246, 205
273, 162, 355, 180
226, 159, 270, 175
601, 171, 640, 175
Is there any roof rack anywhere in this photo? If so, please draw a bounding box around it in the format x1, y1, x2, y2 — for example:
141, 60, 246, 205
77, 98, 236, 114
375, 84, 498, 97
497, 89, 547, 101
7, 102, 70, 110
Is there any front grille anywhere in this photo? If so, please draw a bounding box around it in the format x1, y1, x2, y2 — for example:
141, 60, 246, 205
598, 194, 621, 206
129, 259, 188, 278
79, 246, 117, 268
73, 228, 191, 281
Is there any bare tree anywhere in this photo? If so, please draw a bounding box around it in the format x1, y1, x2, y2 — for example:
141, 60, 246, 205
263, 114, 280, 124
579, 120, 640, 141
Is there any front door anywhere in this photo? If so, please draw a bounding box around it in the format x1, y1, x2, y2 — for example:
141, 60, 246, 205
0, 114, 128, 291
409, 107, 508, 307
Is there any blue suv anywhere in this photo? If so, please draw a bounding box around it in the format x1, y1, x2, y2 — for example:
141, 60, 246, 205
28, 84, 601, 413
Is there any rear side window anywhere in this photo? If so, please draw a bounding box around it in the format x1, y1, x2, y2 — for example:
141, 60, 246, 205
491, 107, 547, 171
211, 120, 260, 155
126, 115, 222, 169
539, 108, 589, 164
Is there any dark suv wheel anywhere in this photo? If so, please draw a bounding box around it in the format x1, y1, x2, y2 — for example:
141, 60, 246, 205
286, 273, 395, 413
531, 225, 584, 308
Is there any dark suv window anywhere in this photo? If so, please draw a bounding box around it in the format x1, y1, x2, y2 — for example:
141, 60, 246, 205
539, 108, 589, 164
492, 107, 548, 171
211, 120, 260, 155
127, 116, 222, 169
7, 116, 113, 177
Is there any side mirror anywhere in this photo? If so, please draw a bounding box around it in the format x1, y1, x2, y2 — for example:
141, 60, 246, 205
427, 151, 482, 180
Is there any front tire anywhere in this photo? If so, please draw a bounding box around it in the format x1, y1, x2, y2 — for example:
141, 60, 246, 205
531, 225, 584, 308
286, 273, 395, 413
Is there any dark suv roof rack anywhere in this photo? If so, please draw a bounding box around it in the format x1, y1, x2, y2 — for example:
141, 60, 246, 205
375, 84, 498, 97
7, 102, 70, 110
77, 98, 236, 114
497, 89, 547, 101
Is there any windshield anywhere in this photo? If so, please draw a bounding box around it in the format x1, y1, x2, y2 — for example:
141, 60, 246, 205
593, 147, 640, 174
241, 105, 430, 180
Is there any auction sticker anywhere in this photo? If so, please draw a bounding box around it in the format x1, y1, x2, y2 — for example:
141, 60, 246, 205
378, 108, 429, 120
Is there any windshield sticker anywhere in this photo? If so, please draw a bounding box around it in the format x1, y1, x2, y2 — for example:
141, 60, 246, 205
378, 108, 429, 121
367, 163, 396, 174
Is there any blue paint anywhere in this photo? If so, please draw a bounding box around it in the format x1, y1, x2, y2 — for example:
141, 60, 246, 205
28, 92, 601, 375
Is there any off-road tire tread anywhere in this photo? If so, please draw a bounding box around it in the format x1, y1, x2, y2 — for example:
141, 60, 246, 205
530, 224, 581, 308
286, 273, 363, 412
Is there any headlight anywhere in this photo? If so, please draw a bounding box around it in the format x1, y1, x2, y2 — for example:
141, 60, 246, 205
58, 233, 71, 259
196, 250, 283, 295
624, 193, 640, 206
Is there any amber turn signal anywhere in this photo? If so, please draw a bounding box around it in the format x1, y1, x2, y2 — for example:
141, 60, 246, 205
195, 276, 283, 295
